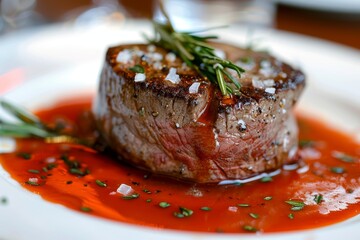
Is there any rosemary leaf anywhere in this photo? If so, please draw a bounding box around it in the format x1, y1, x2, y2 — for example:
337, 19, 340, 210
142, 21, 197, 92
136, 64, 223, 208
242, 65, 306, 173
0, 100, 43, 126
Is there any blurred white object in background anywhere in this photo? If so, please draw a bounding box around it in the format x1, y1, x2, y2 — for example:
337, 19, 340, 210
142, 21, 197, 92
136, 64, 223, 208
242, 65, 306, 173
63, 0, 127, 27
0, 0, 43, 33
154, 0, 276, 31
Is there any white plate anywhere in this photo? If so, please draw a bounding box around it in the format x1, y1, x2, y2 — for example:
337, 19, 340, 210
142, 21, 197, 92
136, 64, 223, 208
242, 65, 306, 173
276, 0, 360, 13
1, 20, 360, 240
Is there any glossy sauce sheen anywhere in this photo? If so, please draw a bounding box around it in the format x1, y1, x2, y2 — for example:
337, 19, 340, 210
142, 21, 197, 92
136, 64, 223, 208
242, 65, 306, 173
1, 98, 360, 233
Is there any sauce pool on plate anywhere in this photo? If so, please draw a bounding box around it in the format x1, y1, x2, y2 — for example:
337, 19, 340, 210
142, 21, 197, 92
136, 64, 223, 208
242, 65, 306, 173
0, 97, 360, 233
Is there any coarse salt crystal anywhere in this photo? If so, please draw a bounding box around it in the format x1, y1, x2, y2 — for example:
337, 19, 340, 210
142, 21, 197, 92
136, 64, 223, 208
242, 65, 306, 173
165, 67, 180, 84
252, 78, 264, 89
134, 73, 146, 82
153, 62, 162, 70
238, 119, 246, 130
260, 60, 271, 68
134, 50, 144, 57
149, 52, 163, 61
45, 157, 56, 163
28, 177, 38, 183
263, 79, 275, 87
165, 52, 176, 62
117, 184, 134, 196
189, 82, 201, 94
116, 49, 132, 64
228, 206, 238, 212
265, 87, 276, 94
147, 45, 156, 52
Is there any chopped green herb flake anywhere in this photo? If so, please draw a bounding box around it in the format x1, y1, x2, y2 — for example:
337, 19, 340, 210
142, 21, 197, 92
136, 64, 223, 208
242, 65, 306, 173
25, 180, 40, 186
332, 152, 355, 163
299, 140, 316, 148
243, 225, 258, 232
179, 207, 193, 217
80, 206, 92, 212
122, 193, 139, 200
146, 199, 152, 203
238, 203, 250, 207
159, 202, 171, 208
95, 180, 107, 187
17, 152, 31, 159
40, 175, 47, 179
249, 213, 259, 219
200, 206, 212, 211
138, 107, 145, 116
1, 197, 8, 205
314, 194, 323, 204
46, 163, 57, 170
129, 64, 145, 73
291, 206, 304, 211
264, 196, 273, 201
143, 189, 151, 194
330, 167, 345, 174
28, 169, 40, 174
288, 213, 294, 219
173, 212, 184, 218
42, 167, 48, 172
69, 168, 84, 176
286, 200, 305, 211
260, 176, 272, 183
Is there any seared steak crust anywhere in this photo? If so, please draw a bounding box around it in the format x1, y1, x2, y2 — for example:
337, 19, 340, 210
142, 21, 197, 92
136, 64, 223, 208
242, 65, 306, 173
93, 43, 305, 183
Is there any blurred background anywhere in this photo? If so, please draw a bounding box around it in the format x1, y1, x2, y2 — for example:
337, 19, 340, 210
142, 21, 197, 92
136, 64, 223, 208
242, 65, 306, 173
0, 0, 359, 49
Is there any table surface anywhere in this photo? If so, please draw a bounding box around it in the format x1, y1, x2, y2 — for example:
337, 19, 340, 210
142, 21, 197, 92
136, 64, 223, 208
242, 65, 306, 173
276, 4, 360, 50
32, 1, 360, 50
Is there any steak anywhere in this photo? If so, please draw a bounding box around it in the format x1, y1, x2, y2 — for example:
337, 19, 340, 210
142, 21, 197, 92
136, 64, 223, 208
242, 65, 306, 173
93, 43, 305, 183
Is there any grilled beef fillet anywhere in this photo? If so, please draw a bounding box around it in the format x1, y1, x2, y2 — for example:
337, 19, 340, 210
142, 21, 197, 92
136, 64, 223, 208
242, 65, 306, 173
93, 43, 305, 183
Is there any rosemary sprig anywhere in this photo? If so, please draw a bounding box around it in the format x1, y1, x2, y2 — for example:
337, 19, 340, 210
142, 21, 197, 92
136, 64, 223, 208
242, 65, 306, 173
149, 3, 244, 97
0, 99, 92, 146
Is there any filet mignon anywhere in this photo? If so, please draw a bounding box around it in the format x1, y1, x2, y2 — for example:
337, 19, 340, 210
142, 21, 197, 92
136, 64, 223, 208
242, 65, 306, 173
93, 43, 305, 183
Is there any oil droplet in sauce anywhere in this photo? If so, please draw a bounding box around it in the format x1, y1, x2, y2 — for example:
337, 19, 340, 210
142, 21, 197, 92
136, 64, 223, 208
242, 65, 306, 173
0, 97, 359, 234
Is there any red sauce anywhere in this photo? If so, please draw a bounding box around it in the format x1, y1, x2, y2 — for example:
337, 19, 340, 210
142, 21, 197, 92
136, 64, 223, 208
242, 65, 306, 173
1, 97, 360, 234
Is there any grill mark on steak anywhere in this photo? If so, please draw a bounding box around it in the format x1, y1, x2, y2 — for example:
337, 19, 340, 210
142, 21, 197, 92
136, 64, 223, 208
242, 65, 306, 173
93, 43, 305, 183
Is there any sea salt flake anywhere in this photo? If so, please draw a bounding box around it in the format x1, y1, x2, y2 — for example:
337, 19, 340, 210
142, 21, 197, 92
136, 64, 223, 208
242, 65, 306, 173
45, 157, 56, 163
134, 73, 146, 82
153, 62, 162, 70
252, 78, 264, 89
147, 45, 156, 52
228, 206, 238, 212
165, 67, 180, 84
116, 49, 132, 64
238, 119, 247, 131
149, 52, 163, 61
165, 52, 176, 62
263, 79, 275, 87
265, 87, 276, 94
28, 178, 38, 183
189, 82, 201, 94
117, 184, 134, 196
